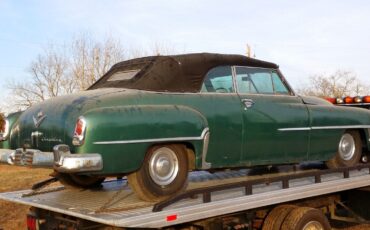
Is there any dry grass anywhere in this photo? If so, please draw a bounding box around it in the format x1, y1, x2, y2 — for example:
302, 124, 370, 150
0, 165, 51, 230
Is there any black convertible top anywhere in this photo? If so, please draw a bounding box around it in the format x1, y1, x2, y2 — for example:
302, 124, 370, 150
88, 53, 279, 92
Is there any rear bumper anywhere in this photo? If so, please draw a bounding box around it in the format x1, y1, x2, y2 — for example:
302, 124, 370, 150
0, 145, 103, 173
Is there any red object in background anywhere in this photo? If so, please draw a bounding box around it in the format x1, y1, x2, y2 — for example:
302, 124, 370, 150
363, 96, 370, 103
344, 96, 354, 104
325, 97, 336, 104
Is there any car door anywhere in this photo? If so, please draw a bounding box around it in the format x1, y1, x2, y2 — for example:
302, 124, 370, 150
235, 66, 310, 165
198, 66, 244, 168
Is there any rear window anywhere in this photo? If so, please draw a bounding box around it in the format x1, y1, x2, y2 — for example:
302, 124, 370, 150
107, 69, 141, 82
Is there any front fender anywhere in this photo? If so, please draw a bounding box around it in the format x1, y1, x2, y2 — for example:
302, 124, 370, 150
77, 105, 208, 174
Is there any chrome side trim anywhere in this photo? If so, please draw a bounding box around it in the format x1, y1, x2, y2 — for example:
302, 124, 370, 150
201, 130, 211, 169
94, 128, 210, 145
311, 125, 370, 130
279, 125, 370, 132
278, 127, 311, 131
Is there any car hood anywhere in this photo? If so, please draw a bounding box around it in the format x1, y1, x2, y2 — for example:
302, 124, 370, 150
9, 88, 137, 151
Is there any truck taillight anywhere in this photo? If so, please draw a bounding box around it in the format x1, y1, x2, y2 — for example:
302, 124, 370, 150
1, 119, 9, 141
26, 215, 37, 230
72, 116, 87, 146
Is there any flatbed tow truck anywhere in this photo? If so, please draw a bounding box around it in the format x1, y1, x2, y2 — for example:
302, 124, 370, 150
2, 97, 370, 229
2, 163, 370, 229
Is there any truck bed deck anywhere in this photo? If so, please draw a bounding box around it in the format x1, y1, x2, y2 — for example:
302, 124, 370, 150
1, 164, 370, 228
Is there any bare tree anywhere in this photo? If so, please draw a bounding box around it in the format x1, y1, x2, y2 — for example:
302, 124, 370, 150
7, 35, 180, 110
128, 41, 179, 59
297, 70, 369, 98
71, 34, 125, 90
8, 45, 69, 107
8, 35, 125, 108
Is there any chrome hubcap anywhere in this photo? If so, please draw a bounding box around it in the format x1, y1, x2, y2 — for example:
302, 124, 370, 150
149, 147, 179, 186
303, 220, 324, 230
338, 133, 356, 161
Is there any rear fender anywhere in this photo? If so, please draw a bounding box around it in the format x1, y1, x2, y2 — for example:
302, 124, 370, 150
78, 105, 208, 174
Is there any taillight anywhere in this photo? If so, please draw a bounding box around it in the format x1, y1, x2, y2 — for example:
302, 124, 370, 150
1, 119, 9, 141
344, 96, 354, 104
72, 116, 87, 146
363, 96, 370, 103
26, 215, 37, 230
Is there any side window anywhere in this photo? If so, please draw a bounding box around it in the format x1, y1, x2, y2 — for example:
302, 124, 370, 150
201, 66, 234, 93
272, 71, 289, 94
236, 67, 290, 95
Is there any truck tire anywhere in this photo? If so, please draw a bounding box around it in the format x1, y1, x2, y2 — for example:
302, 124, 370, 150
56, 173, 105, 189
281, 207, 330, 230
326, 130, 362, 169
262, 205, 296, 230
127, 144, 188, 202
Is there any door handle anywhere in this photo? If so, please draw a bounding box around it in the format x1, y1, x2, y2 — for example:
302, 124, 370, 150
242, 99, 254, 109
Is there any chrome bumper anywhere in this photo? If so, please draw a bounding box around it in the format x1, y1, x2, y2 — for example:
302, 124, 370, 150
0, 148, 54, 166
53, 145, 103, 173
0, 145, 103, 173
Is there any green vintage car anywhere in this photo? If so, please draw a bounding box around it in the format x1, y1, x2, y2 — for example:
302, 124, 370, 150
1, 53, 370, 201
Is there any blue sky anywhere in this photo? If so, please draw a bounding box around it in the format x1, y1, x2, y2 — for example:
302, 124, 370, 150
1, 0, 370, 109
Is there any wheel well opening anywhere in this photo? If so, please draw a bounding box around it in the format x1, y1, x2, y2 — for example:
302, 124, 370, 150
352, 129, 368, 152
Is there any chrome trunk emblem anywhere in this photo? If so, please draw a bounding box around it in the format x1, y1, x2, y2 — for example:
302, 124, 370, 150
33, 111, 47, 128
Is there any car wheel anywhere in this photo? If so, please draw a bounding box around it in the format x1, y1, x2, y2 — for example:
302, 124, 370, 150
56, 172, 105, 189
281, 207, 331, 230
127, 144, 188, 202
262, 205, 296, 230
326, 130, 362, 169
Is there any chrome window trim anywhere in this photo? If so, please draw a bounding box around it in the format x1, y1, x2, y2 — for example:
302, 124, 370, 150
94, 128, 210, 145
278, 125, 370, 132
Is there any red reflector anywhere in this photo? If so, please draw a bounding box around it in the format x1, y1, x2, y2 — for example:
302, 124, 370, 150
27, 216, 37, 230
325, 98, 336, 104
166, 214, 178, 222
363, 96, 370, 103
344, 96, 354, 104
